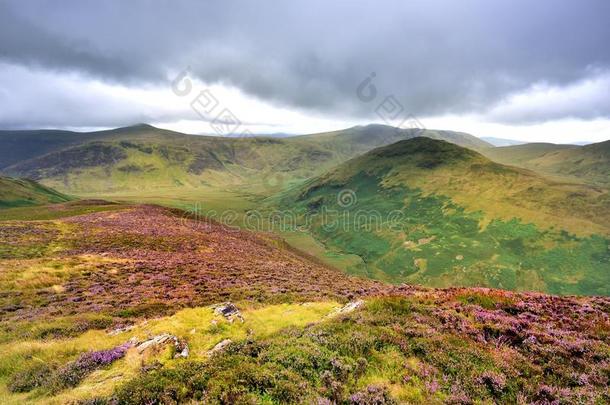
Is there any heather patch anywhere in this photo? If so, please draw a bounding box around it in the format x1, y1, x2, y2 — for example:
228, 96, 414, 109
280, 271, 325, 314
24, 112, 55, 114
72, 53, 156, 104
0, 205, 387, 325
0, 283, 608, 404
0, 221, 64, 259
0, 302, 339, 403
7, 342, 131, 395
1, 203, 609, 403
50, 342, 132, 391
110, 294, 610, 404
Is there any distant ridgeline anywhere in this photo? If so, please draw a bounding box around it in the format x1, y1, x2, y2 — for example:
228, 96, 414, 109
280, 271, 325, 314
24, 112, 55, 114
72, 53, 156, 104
0, 124, 491, 195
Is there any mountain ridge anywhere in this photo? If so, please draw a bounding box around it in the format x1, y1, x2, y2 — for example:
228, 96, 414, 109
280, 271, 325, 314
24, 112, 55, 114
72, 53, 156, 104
483, 140, 610, 187
0, 124, 494, 196
277, 137, 610, 295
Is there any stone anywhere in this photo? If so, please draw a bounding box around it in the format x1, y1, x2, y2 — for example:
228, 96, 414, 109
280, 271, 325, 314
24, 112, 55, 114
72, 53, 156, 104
174, 338, 189, 359
136, 333, 189, 358
107, 325, 134, 336
213, 302, 244, 323
207, 339, 232, 356
329, 300, 365, 317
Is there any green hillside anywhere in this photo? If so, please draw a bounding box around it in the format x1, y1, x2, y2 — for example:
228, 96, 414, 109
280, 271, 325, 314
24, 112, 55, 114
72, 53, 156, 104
0, 176, 71, 208
276, 138, 610, 296
3, 126, 608, 296
0, 124, 491, 199
483, 141, 610, 187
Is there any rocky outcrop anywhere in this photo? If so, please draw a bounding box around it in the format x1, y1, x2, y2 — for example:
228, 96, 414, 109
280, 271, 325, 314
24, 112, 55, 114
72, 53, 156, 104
136, 333, 189, 358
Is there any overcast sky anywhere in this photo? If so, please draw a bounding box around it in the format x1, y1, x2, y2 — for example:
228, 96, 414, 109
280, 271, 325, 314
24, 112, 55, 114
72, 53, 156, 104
1, 0, 609, 143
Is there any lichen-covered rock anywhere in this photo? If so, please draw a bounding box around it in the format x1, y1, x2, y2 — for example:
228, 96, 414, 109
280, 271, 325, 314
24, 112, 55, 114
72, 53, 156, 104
136, 333, 189, 358
207, 339, 232, 356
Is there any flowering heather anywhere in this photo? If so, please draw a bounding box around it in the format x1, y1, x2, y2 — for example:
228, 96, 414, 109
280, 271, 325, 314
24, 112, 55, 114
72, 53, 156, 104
1, 203, 610, 403
113, 293, 609, 403
0, 221, 61, 259
349, 385, 395, 404
53, 342, 132, 390
1, 205, 390, 324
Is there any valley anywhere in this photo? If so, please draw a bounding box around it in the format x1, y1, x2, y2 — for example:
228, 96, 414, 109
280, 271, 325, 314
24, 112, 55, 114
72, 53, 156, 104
1, 124, 609, 403
2, 3, 609, 403
0, 201, 608, 404
1, 125, 608, 296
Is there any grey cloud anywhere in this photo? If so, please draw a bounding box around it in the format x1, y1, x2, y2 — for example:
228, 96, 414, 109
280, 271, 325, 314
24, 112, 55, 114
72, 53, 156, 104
485, 71, 610, 124
1, 0, 609, 126
0, 63, 185, 129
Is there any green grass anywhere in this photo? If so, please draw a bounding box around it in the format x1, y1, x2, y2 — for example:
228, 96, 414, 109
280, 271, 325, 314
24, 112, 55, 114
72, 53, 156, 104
0, 302, 339, 404
0, 177, 71, 209
483, 140, 610, 187
277, 139, 610, 295
277, 231, 364, 272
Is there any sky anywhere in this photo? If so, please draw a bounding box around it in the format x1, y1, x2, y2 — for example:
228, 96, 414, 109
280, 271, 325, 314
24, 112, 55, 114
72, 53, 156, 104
1, 0, 609, 143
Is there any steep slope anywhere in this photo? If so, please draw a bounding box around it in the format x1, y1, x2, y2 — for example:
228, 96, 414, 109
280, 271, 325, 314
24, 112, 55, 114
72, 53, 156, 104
1, 126, 342, 196
0, 124, 492, 197
483, 141, 610, 187
0, 201, 608, 404
277, 138, 610, 295
0, 176, 70, 208
0, 129, 103, 170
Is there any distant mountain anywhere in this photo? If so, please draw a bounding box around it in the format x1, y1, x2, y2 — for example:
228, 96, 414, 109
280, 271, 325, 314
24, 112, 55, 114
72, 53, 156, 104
0, 124, 492, 196
483, 140, 610, 187
482, 137, 592, 147
277, 137, 610, 295
0, 176, 70, 208
481, 137, 526, 147
300, 124, 492, 153
224, 131, 296, 138
0, 129, 101, 170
